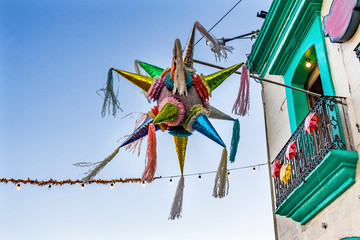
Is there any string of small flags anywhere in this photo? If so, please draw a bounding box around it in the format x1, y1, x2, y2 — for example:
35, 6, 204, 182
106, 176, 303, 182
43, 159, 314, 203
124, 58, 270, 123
1, 162, 267, 190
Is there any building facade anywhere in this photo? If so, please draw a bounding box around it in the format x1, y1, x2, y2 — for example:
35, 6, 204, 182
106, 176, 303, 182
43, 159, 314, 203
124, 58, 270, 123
248, 0, 360, 239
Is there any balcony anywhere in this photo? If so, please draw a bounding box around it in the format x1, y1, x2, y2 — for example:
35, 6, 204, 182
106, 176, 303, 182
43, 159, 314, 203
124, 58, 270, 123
273, 97, 358, 225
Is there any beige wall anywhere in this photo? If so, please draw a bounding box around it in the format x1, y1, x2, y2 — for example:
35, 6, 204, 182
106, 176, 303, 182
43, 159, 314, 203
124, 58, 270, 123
262, 75, 291, 161
263, 1, 360, 239
322, 1, 360, 153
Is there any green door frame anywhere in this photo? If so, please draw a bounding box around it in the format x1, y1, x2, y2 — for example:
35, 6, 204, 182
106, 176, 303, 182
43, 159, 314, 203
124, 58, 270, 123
283, 15, 335, 132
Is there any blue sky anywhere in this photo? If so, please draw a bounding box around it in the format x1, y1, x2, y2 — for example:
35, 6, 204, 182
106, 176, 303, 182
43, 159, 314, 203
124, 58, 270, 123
0, 1, 274, 239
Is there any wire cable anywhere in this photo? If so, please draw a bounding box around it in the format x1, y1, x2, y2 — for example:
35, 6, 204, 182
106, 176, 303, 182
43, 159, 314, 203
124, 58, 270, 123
194, 0, 243, 47
160, 162, 268, 179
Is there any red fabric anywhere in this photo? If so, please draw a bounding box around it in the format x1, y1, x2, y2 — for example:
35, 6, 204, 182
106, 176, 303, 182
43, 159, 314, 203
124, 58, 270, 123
304, 112, 317, 134
271, 160, 281, 178
286, 141, 297, 160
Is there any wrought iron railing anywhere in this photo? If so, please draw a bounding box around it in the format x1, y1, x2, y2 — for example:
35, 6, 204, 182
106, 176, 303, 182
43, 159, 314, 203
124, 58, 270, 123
273, 97, 353, 207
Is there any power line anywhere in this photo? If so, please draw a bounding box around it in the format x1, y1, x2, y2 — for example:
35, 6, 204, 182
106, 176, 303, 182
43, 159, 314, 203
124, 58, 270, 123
194, 0, 243, 47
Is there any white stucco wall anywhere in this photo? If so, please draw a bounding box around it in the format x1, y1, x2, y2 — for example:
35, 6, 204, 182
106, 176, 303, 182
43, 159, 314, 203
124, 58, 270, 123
262, 1, 360, 239
262, 75, 291, 160
321, 1, 360, 152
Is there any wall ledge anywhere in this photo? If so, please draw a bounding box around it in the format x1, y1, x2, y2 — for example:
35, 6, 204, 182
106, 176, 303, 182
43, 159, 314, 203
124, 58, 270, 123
275, 150, 358, 225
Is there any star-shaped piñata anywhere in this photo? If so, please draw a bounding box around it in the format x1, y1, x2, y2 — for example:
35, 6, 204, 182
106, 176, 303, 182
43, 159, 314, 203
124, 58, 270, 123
82, 23, 242, 219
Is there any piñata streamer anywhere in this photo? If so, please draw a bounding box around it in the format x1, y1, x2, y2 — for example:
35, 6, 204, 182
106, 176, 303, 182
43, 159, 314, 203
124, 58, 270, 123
100, 68, 122, 117
142, 123, 157, 183
213, 148, 229, 198
232, 64, 250, 116
229, 119, 240, 163
169, 175, 185, 220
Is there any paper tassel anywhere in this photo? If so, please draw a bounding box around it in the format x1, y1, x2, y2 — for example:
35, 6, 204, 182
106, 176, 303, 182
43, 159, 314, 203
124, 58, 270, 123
194, 21, 234, 61
169, 175, 185, 220
121, 113, 151, 157
141, 123, 157, 183
213, 148, 229, 198
80, 147, 120, 183
232, 64, 250, 116
147, 76, 165, 101
124, 137, 144, 157
229, 119, 240, 163
99, 68, 122, 117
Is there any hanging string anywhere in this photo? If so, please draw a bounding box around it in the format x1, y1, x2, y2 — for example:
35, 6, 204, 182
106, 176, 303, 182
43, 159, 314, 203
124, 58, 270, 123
0, 178, 143, 186
0, 162, 268, 187
164, 162, 268, 179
